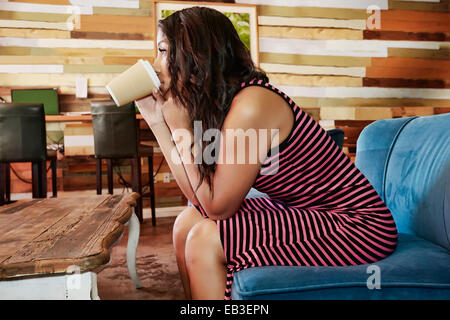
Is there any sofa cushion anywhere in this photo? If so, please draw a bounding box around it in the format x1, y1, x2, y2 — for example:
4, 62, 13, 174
231, 233, 450, 300
356, 113, 450, 250
355, 116, 414, 202
383, 114, 450, 250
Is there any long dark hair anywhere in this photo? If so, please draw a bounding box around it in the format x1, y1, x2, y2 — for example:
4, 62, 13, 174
159, 6, 268, 195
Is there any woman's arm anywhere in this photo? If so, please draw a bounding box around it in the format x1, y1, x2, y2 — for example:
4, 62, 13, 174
136, 93, 200, 206
167, 88, 281, 220
149, 122, 200, 206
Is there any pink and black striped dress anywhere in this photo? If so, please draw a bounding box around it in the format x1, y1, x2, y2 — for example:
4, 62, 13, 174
194, 79, 398, 300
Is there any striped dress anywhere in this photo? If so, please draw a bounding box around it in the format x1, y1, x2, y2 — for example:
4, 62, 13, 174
194, 79, 398, 300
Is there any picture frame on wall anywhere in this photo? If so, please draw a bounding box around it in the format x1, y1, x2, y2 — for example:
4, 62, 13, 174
153, 1, 259, 67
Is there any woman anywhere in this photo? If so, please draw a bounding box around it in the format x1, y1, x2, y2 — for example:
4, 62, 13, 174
136, 7, 398, 300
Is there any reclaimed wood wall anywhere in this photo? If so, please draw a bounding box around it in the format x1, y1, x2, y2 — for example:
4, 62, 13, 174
0, 0, 449, 198
237, 0, 450, 158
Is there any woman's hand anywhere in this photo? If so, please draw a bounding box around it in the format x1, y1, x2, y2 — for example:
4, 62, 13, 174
135, 88, 165, 128
160, 96, 191, 132
136, 88, 191, 132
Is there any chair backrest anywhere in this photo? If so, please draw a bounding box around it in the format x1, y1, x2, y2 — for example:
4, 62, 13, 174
0, 103, 47, 162
356, 113, 450, 250
90, 100, 138, 159
327, 128, 344, 149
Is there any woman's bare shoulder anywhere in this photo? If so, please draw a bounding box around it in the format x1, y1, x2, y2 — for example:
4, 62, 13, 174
225, 85, 291, 129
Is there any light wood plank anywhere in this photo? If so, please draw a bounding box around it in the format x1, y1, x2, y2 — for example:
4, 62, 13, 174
0, 2, 92, 14
259, 38, 442, 57
262, 63, 366, 77
268, 73, 362, 87
102, 56, 154, 65
0, 55, 104, 65
93, 6, 152, 16
58, 86, 108, 95
235, 0, 389, 10
293, 97, 450, 107
1, 37, 154, 50
70, 30, 152, 41
7, 0, 70, 5
0, 27, 70, 38
258, 16, 367, 30
259, 26, 363, 40
278, 85, 450, 99
0, 46, 155, 57
76, 0, 139, 9
63, 65, 129, 73
0, 73, 117, 86
258, 5, 368, 19
0, 10, 70, 22
320, 106, 435, 120
0, 64, 63, 73
0, 19, 74, 30
260, 52, 372, 67
79, 14, 153, 34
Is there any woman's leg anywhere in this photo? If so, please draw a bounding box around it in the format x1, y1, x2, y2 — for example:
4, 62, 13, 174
185, 219, 227, 299
172, 206, 204, 299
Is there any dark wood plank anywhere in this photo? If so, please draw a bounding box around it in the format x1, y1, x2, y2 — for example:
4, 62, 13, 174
0, 196, 109, 265
0, 193, 138, 278
363, 77, 446, 89
0, 199, 40, 215
363, 30, 450, 42
70, 31, 150, 40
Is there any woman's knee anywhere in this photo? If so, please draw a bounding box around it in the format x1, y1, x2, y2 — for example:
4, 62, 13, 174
172, 206, 203, 251
185, 219, 224, 267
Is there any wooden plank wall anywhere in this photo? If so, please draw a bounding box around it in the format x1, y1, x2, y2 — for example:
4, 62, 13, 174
238, 0, 450, 159
0, 0, 449, 199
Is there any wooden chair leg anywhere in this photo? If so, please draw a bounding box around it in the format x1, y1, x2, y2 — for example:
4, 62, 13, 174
0, 163, 5, 206
5, 163, 10, 202
131, 157, 143, 223
107, 159, 113, 195
96, 158, 102, 195
51, 159, 57, 197
41, 161, 47, 198
32, 161, 46, 198
31, 162, 39, 198
148, 156, 156, 226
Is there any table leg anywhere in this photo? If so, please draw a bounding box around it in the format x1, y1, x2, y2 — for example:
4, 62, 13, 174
126, 209, 142, 289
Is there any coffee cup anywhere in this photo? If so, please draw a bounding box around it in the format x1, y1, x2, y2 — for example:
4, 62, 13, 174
106, 59, 161, 107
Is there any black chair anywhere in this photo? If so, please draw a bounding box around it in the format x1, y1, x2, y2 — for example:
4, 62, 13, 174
90, 100, 156, 225
327, 128, 345, 149
0, 103, 57, 205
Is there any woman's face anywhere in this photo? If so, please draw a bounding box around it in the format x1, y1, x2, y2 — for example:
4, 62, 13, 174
154, 29, 171, 97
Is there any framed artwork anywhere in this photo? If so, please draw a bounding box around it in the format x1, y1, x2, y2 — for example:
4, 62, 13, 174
153, 1, 259, 67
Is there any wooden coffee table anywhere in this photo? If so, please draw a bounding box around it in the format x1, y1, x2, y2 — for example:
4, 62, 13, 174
0, 192, 142, 300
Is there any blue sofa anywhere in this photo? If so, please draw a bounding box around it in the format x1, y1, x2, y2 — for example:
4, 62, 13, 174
232, 113, 450, 300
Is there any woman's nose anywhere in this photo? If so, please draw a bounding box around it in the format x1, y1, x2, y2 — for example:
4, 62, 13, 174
153, 55, 161, 72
